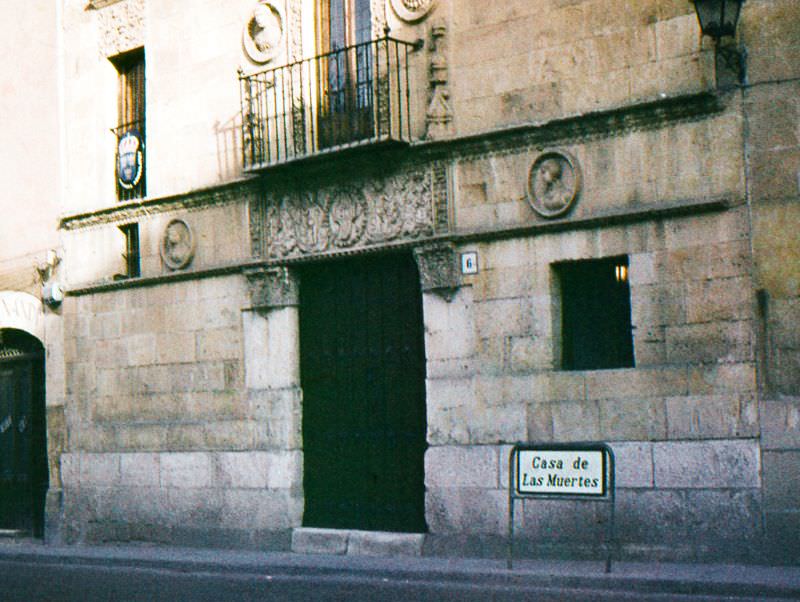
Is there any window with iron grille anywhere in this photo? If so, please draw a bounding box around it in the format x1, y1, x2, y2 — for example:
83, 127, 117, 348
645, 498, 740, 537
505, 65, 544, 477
110, 48, 145, 201
554, 256, 634, 371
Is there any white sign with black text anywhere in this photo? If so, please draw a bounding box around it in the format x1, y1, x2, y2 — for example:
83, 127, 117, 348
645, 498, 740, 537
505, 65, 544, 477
516, 449, 605, 496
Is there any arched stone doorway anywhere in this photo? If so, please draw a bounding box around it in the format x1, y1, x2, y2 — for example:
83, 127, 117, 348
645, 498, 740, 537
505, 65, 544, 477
0, 300, 48, 537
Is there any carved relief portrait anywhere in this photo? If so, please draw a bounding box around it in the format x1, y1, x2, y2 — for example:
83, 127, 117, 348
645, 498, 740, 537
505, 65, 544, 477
243, 1, 284, 64
160, 219, 195, 270
390, 0, 437, 22
527, 151, 582, 218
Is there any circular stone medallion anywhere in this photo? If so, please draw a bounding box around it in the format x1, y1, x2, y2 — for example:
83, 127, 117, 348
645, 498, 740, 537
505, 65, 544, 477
390, 0, 437, 23
242, 1, 285, 64
160, 219, 195, 270
526, 151, 582, 219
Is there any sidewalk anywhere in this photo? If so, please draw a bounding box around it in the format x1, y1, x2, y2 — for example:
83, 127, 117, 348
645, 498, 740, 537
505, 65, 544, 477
1, 539, 799, 600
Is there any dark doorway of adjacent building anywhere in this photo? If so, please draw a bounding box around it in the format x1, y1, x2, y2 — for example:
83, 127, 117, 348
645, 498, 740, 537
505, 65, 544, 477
299, 252, 427, 533
0, 329, 47, 537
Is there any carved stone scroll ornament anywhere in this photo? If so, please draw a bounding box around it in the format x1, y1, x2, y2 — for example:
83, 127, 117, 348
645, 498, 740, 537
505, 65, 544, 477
526, 151, 582, 219
390, 0, 436, 22
245, 266, 299, 311
413, 243, 460, 301
243, 1, 285, 64
259, 170, 435, 260
425, 24, 453, 141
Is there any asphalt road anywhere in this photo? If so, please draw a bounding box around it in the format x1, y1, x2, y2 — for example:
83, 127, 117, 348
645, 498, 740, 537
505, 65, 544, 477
0, 557, 791, 602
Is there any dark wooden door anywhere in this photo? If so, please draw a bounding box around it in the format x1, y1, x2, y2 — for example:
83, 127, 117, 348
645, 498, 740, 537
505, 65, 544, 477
300, 253, 427, 533
0, 354, 46, 536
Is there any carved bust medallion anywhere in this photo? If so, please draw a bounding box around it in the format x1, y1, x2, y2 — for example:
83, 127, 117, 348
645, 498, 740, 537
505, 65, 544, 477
390, 0, 436, 22
160, 218, 195, 270
243, 1, 285, 64
526, 151, 582, 219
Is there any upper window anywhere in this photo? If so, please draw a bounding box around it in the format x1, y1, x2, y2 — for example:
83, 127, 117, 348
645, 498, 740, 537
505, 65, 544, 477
554, 256, 634, 371
317, 0, 373, 148
111, 48, 145, 201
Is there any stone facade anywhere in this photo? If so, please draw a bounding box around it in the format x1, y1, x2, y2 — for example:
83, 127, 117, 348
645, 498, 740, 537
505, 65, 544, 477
1, 0, 798, 563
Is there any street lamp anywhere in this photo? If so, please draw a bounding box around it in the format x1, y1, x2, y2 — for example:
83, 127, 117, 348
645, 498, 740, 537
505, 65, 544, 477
689, 0, 746, 85
690, 0, 744, 40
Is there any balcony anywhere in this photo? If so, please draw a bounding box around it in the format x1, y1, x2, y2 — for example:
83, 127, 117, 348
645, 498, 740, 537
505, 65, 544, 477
239, 35, 419, 170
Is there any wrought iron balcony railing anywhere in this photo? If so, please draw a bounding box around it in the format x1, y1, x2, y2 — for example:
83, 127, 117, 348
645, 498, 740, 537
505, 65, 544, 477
239, 35, 418, 169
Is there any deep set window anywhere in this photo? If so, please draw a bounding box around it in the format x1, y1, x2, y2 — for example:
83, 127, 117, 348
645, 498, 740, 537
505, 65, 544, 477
117, 223, 141, 279
111, 48, 145, 201
555, 256, 634, 371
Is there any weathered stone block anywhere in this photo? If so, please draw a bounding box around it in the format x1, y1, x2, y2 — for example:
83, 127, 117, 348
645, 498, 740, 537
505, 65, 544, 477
585, 367, 687, 400
474, 297, 534, 339
196, 327, 241, 362
764, 510, 800, 562
426, 377, 475, 412
616, 488, 760, 545
425, 487, 507, 535
79, 453, 120, 487
610, 441, 654, 488
551, 400, 600, 441
292, 528, 348, 555
688, 363, 757, 395
665, 320, 754, 364
763, 451, 800, 511
156, 332, 195, 364
518, 498, 605, 544
161, 452, 212, 488
347, 531, 424, 557
110, 421, 167, 450
60, 453, 80, 488
665, 395, 758, 439
598, 397, 667, 441
165, 487, 223, 527
120, 453, 160, 487
653, 440, 760, 489
531, 372, 586, 403
243, 308, 299, 390
685, 277, 752, 324
265, 450, 302, 490
221, 489, 296, 529
425, 445, 499, 489
214, 452, 268, 489
526, 401, 554, 441
760, 397, 800, 450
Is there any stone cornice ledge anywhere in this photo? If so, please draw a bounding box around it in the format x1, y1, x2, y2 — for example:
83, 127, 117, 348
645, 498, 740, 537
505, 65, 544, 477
67, 195, 734, 296
414, 91, 724, 159
455, 195, 736, 243
59, 178, 258, 231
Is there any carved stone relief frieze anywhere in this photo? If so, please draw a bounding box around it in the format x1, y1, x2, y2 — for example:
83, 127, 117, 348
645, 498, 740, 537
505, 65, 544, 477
96, 0, 145, 57
245, 266, 300, 310
253, 168, 438, 260
425, 24, 453, 140
413, 242, 460, 300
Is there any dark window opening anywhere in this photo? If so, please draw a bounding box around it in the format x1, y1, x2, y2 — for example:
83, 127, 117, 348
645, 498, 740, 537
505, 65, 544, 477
110, 47, 145, 201
117, 223, 141, 279
316, 0, 374, 148
555, 256, 634, 371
